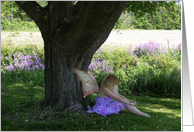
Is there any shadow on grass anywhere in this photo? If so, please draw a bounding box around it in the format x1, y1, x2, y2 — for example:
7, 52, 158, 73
131, 95, 181, 110
1, 81, 44, 113
1, 81, 181, 131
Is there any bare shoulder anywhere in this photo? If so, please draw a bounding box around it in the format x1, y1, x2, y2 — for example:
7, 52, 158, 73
101, 87, 111, 94
98, 86, 107, 97
99, 87, 112, 96
102, 87, 111, 92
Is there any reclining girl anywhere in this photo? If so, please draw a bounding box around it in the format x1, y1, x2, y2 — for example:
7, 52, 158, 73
87, 74, 150, 117
74, 69, 150, 117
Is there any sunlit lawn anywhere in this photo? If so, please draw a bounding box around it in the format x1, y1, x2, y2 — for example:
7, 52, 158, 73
1, 81, 181, 131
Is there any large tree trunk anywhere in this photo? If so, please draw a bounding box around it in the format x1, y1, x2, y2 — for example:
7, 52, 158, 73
15, 1, 128, 112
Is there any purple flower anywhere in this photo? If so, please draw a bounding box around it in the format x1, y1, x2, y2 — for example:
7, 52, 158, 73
4, 52, 45, 72
133, 41, 165, 57
136, 62, 139, 66
97, 53, 101, 58
146, 62, 149, 66
167, 39, 170, 48
39, 63, 45, 70
28, 67, 32, 71
89, 61, 95, 70
34, 65, 40, 69
108, 67, 113, 72
178, 43, 181, 48
95, 49, 99, 54
6, 64, 15, 71
18, 63, 25, 69
89, 57, 113, 73
13, 53, 17, 57
129, 49, 134, 54
176, 43, 181, 51
174, 53, 177, 58
164, 49, 169, 54
42, 65, 45, 70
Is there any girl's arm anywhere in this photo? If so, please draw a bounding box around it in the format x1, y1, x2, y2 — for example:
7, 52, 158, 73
118, 94, 127, 99
118, 94, 137, 106
103, 88, 136, 106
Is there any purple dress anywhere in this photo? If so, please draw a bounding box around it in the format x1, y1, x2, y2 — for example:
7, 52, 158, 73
87, 96, 128, 117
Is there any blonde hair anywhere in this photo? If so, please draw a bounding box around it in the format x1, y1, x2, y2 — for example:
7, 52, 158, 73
101, 74, 119, 94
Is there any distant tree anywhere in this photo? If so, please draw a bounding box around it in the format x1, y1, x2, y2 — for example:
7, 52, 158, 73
126, 1, 181, 30
160, 1, 181, 29
1, 1, 18, 21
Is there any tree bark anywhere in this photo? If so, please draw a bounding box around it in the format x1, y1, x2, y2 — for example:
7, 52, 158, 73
15, 1, 127, 112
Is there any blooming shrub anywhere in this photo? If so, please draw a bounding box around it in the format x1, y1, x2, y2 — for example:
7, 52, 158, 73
1, 41, 181, 98
88, 50, 114, 85
2, 52, 44, 72
89, 52, 114, 73
92, 41, 181, 98
1, 52, 44, 86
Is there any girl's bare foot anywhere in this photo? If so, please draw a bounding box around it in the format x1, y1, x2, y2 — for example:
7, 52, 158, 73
142, 113, 151, 117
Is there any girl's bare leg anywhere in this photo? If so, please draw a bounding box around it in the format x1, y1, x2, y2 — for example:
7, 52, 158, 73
126, 105, 151, 117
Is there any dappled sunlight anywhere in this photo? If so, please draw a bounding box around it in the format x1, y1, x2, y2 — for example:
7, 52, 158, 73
134, 97, 181, 120
151, 98, 181, 103
138, 104, 181, 118
1, 82, 44, 100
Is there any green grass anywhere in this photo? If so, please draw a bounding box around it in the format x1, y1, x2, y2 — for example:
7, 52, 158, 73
1, 80, 181, 131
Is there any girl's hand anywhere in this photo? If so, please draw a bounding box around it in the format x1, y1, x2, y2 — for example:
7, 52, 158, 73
128, 100, 137, 106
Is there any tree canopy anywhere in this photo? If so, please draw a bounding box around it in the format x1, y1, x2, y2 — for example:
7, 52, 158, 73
1, 1, 179, 29
124, 1, 177, 17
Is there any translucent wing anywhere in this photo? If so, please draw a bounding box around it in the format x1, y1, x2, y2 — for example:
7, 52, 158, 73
88, 69, 98, 88
74, 68, 99, 97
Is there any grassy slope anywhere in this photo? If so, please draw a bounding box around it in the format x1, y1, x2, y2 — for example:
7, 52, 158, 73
1, 81, 181, 131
